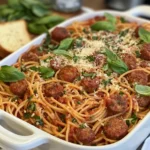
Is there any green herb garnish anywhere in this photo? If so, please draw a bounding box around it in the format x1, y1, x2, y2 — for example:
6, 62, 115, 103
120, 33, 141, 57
135, 84, 150, 96
126, 113, 138, 126
82, 72, 96, 79
58, 38, 73, 50
86, 55, 95, 62
79, 123, 86, 129
105, 49, 128, 74
135, 50, 141, 58
0, 66, 25, 82
138, 28, 150, 43
27, 102, 36, 111
72, 118, 77, 123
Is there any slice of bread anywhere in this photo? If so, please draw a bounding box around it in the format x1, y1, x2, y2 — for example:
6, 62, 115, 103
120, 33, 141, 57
0, 20, 31, 58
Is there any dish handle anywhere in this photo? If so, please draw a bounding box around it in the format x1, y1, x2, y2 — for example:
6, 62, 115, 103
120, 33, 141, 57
0, 110, 49, 150
124, 5, 150, 18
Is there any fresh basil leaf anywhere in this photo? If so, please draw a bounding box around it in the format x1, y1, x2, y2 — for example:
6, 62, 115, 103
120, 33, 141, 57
43, 32, 51, 48
8, 0, 20, 7
32, 5, 49, 17
53, 49, 73, 58
0, 66, 25, 82
0, 4, 8, 10
30, 66, 39, 71
34, 15, 64, 25
102, 64, 109, 71
135, 84, 150, 96
91, 21, 116, 32
105, 49, 128, 74
138, 28, 150, 43
58, 38, 73, 50
104, 12, 116, 24
82, 72, 96, 79
30, 66, 55, 79
1, 8, 15, 16
39, 67, 55, 79
28, 23, 48, 35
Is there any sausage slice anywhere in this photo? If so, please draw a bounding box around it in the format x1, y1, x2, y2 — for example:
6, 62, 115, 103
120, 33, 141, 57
58, 65, 79, 82
51, 27, 70, 42
43, 83, 64, 99
10, 79, 28, 97
81, 77, 100, 93
75, 127, 95, 144
140, 44, 150, 61
106, 93, 128, 114
103, 118, 128, 140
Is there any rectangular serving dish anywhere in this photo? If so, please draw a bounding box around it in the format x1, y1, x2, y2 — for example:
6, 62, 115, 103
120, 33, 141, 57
0, 5, 150, 150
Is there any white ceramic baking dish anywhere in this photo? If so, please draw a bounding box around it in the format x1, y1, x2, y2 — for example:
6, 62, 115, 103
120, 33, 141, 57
0, 5, 150, 150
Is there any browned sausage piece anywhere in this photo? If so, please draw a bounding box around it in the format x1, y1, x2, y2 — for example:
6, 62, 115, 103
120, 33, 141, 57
94, 54, 106, 67
140, 61, 150, 68
51, 27, 70, 42
10, 80, 28, 97
58, 65, 79, 82
75, 127, 95, 144
141, 44, 150, 61
106, 94, 128, 114
22, 47, 43, 62
103, 118, 128, 140
122, 53, 136, 70
50, 57, 63, 71
135, 95, 150, 108
81, 77, 100, 93
43, 83, 64, 99
127, 70, 148, 85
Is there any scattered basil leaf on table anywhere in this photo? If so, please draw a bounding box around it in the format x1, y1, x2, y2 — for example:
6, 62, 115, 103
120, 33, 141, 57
91, 21, 116, 31
28, 23, 48, 35
0, 66, 25, 82
34, 15, 64, 25
58, 38, 73, 50
53, 49, 73, 59
135, 84, 150, 96
138, 28, 150, 43
0, 0, 65, 35
32, 5, 49, 17
104, 12, 116, 24
105, 49, 128, 74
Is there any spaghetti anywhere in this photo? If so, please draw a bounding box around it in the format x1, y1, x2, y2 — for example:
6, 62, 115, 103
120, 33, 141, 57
0, 14, 150, 146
